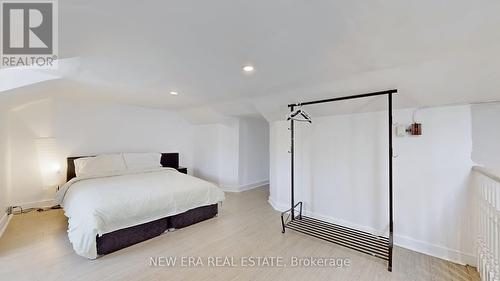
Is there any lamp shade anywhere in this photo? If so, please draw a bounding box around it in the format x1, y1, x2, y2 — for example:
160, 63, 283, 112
34, 137, 61, 188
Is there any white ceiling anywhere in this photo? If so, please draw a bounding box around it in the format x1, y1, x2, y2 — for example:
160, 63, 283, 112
3, 0, 500, 121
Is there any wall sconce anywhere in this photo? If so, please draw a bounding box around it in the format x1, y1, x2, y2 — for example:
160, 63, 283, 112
406, 123, 422, 136
34, 137, 61, 190
395, 123, 423, 137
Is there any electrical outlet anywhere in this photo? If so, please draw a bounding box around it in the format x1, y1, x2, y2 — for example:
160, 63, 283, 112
396, 125, 407, 137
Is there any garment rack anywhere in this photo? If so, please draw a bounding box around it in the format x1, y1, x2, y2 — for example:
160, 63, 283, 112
280, 89, 397, 272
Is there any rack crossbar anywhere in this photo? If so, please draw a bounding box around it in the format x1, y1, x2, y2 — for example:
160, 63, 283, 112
287, 89, 397, 107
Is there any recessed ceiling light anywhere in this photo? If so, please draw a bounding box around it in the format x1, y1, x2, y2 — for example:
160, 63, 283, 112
242, 65, 255, 72
170, 91, 179, 95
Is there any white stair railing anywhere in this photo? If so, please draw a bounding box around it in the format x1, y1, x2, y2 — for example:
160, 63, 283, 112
474, 166, 500, 281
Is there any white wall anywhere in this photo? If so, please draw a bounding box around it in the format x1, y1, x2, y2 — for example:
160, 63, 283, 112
193, 122, 240, 189
0, 96, 12, 237
238, 116, 270, 189
269, 105, 475, 265
8, 98, 195, 206
471, 102, 500, 174
393, 106, 475, 265
193, 117, 270, 192
0, 97, 9, 218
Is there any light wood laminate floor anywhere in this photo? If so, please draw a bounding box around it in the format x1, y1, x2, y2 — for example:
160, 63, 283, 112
0, 187, 479, 281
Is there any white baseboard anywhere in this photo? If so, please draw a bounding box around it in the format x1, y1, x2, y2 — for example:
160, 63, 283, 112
268, 196, 288, 211
0, 212, 13, 238
268, 196, 476, 266
14, 199, 56, 210
221, 180, 269, 193
394, 234, 476, 266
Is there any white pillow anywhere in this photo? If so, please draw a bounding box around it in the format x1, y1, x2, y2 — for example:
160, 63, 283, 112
74, 154, 127, 178
123, 152, 161, 170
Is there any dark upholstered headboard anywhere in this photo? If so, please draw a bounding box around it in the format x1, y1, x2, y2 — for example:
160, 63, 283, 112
66, 153, 180, 182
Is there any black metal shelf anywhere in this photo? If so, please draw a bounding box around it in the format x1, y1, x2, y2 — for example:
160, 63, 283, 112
284, 215, 389, 261
283, 90, 396, 271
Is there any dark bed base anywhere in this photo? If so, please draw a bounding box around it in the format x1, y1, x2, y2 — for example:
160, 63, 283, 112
97, 204, 218, 256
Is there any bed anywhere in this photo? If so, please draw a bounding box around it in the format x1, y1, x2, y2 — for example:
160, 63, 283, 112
55, 153, 225, 259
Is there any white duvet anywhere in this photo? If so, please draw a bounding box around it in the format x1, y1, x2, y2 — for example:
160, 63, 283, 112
55, 168, 225, 259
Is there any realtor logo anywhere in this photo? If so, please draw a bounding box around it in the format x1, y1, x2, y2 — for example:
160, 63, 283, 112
1, 0, 58, 68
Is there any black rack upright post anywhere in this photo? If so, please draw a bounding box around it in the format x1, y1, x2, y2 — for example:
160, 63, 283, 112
290, 106, 295, 220
388, 93, 394, 272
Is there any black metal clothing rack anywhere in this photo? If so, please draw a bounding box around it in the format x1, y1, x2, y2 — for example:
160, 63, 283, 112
280, 89, 397, 271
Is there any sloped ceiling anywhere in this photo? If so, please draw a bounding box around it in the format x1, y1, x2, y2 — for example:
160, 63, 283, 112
2, 0, 500, 122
